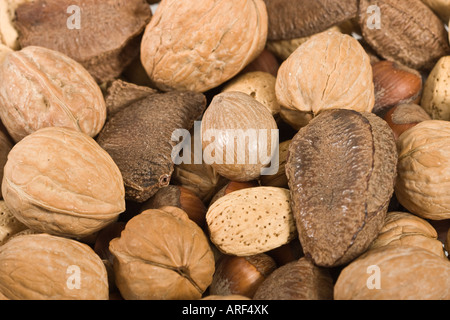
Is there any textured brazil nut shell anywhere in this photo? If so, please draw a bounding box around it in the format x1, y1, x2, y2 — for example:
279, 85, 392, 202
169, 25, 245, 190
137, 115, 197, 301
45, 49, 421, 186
395, 120, 450, 220
286, 109, 397, 267
2, 127, 125, 238
359, 0, 450, 71
334, 245, 450, 300
263, 0, 358, 41
0, 46, 106, 142
275, 32, 374, 115
140, 0, 268, 92
206, 186, 297, 257
0, 233, 109, 300
109, 208, 215, 300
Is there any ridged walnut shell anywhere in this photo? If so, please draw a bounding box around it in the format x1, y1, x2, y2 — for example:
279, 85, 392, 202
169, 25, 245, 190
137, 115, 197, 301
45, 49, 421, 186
395, 120, 450, 220
0, 46, 106, 142
286, 109, 397, 267
140, 0, 268, 92
2, 127, 125, 238
334, 245, 450, 300
0, 233, 109, 300
109, 208, 215, 300
276, 32, 374, 116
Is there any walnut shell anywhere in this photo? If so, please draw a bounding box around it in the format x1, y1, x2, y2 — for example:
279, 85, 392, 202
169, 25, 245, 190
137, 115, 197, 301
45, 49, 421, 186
395, 120, 450, 220
276, 32, 374, 116
140, 0, 268, 92
358, 0, 450, 71
0, 233, 109, 300
2, 127, 125, 238
370, 211, 445, 257
109, 208, 215, 300
421, 56, 450, 121
206, 186, 297, 256
0, 200, 27, 245
0, 46, 106, 142
286, 109, 398, 267
334, 245, 450, 300
253, 257, 334, 300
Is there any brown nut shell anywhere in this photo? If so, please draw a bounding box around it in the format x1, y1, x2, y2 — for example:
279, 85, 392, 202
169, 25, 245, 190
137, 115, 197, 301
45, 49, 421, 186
286, 109, 397, 267
0, 46, 106, 142
109, 208, 215, 300
141, 0, 268, 92
383, 104, 431, 140
334, 245, 450, 300
2, 127, 125, 238
395, 120, 450, 220
0, 233, 109, 300
253, 257, 334, 300
275, 32, 374, 115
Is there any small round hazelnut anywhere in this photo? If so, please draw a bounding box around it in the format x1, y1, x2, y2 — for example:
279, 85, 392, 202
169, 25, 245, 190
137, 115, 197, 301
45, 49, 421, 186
383, 103, 431, 140
209, 180, 259, 205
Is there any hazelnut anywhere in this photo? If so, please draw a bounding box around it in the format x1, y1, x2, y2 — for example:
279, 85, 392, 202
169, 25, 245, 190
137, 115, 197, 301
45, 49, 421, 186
241, 49, 280, 78
372, 60, 423, 116
209, 253, 277, 298
383, 103, 431, 140
209, 180, 259, 206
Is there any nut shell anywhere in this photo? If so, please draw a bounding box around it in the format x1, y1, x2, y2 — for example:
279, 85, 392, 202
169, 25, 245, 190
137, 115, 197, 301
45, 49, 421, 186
2, 127, 125, 238
395, 120, 450, 220
109, 208, 215, 300
0, 233, 109, 300
0, 46, 106, 142
141, 0, 268, 92
334, 245, 450, 300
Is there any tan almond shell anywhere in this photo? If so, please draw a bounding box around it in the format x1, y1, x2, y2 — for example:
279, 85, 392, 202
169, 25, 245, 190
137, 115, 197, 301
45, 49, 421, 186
421, 56, 450, 121
334, 245, 450, 300
370, 211, 445, 257
0, 46, 106, 142
109, 208, 215, 300
2, 127, 125, 238
275, 31, 374, 115
0, 233, 109, 300
395, 120, 450, 220
206, 186, 297, 256
140, 0, 268, 92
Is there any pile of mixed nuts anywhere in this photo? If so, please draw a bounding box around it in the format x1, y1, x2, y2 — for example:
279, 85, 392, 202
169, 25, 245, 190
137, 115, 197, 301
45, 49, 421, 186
0, 0, 449, 301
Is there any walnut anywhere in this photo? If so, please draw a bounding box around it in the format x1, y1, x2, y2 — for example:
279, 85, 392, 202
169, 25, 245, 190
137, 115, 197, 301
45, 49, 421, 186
395, 120, 450, 220
2, 127, 125, 238
0, 233, 109, 300
140, 0, 268, 92
0, 46, 106, 142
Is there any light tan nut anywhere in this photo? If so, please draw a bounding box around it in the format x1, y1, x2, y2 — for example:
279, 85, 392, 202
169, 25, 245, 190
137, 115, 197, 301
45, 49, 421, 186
0, 0, 31, 49
275, 31, 374, 116
2, 127, 125, 238
206, 186, 297, 256
421, 56, 450, 121
395, 120, 450, 220
140, 0, 268, 92
421, 0, 450, 22
334, 245, 450, 300
0, 233, 109, 300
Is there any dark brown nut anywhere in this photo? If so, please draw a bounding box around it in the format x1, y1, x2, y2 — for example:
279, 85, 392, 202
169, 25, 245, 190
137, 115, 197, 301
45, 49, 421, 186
209, 180, 259, 206
14, 0, 152, 83
372, 60, 423, 116
93, 222, 126, 263
263, 0, 358, 40
140, 0, 268, 92
96, 90, 206, 203
395, 120, 450, 220
109, 208, 215, 300
201, 295, 251, 300
383, 104, 431, 140
0, 233, 109, 300
253, 257, 334, 300
370, 211, 445, 257
209, 253, 277, 299
276, 31, 375, 116
0, 46, 107, 142
260, 139, 290, 188
201, 91, 278, 182
358, 0, 450, 71
286, 109, 398, 267
241, 49, 280, 78
446, 227, 450, 256
265, 239, 304, 267
334, 245, 450, 300
141, 185, 207, 228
